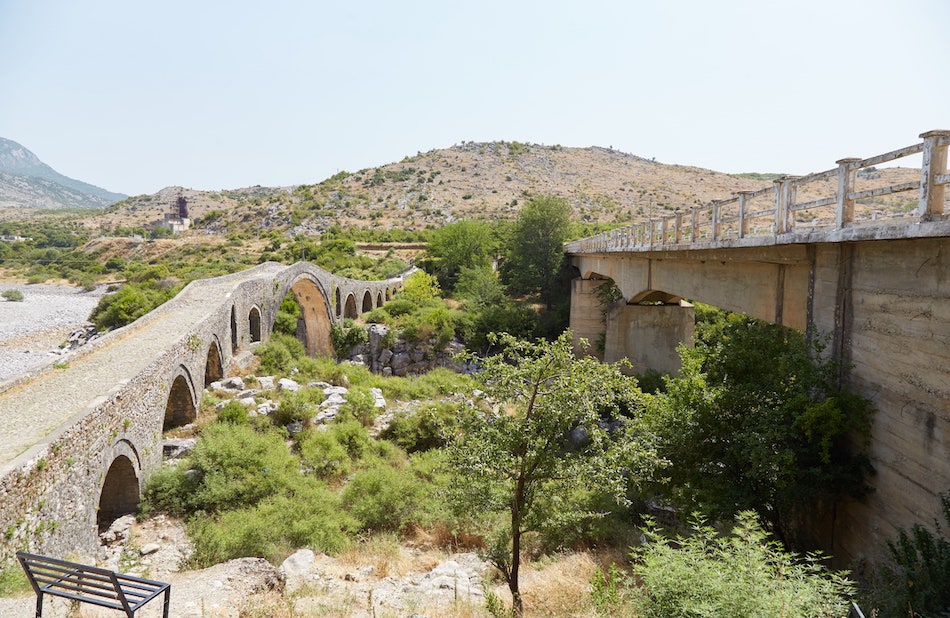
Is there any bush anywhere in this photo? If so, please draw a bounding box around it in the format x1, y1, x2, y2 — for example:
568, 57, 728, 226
1, 289, 24, 302
337, 387, 377, 426
632, 512, 854, 618
187, 481, 357, 567
299, 429, 351, 479
382, 401, 463, 453
861, 492, 950, 617
90, 282, 177, 330
217, 400, 249, 425
255, 333, 307, 375
382, 299, 415, 317
331, 319, 368, 356
141, 463, 199, 517
341, 460, 421, 533
188, 424, 298, 513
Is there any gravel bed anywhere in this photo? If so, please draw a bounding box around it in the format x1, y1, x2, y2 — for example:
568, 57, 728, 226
0, 283, 109, 382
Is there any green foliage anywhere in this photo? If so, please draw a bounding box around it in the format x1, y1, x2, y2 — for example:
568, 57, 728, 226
589, 563, 627, 615
381, 401, 464, 453
0, 563, 31, 597
341, 451, 453, 534
330, 319, 368, 357
643, 309, 874, 544
1, 289, 24, 302
255, 333, 307, 376
337, 386, 377, 426
217, 400, 249, 425
447, 331, 661, 614
631, 512, 853, 618
269, 389, 314, 427
454, 266, 506, 310
273, 292, 302, 335
186, 481, 357, 567
502, 195, 571, 303
187, 423, 299, 513
425, 220, 495, 290
864, 492, 950, 617
398, 270, 442, 305
90, 282, 178, 330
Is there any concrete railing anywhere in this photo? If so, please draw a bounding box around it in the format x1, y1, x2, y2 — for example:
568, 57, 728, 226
565, 130, 950, 253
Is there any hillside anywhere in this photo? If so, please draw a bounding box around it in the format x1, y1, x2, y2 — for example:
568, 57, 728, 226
0, 137, 126, 209
87, 142, 771, 235
86, 141, 921, 239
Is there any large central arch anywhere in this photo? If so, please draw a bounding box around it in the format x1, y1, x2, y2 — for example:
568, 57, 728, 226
286, 276, 335, 356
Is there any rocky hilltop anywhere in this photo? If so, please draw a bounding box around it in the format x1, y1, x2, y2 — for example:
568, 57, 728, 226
91, 140, 919, 237
0, 137, 126, 209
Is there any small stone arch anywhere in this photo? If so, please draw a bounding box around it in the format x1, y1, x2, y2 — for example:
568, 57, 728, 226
248, 306, 262, 343
98, 452, 140, 531
344, 293, 358, 319
361, 290, 373, 314
230, 305, 239, 353
204, 336, 224, 386
164, 367, 197, 431
377, 291, 383, 307
334, 288, 342, 318
385, 288, 392, 301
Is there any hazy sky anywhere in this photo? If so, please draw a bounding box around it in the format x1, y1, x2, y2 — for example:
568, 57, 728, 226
1, 0, 946, 196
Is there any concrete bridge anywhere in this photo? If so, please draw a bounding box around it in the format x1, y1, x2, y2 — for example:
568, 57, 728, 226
0, 261, 407, 563
567, 130, 950, 564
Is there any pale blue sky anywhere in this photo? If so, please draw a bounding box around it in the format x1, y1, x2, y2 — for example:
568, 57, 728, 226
1, 0, 946, 196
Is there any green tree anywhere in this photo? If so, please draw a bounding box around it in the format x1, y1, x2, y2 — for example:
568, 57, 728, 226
425, 220, 494, 290
397, 270, 441, 305
645, 311, 873, 545
447, 331, 660, 616
502, 195, 571, 305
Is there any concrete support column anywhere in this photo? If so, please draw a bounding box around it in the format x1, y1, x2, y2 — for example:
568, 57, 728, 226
603, 301, 695, 376
569, 278, 609, 359
919, 129, 950, 219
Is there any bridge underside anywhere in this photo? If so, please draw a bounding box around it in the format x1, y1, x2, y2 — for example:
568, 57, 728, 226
570, 235, 950, 565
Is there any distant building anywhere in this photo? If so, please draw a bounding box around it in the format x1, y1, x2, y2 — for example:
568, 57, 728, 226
160, 192, 191, 234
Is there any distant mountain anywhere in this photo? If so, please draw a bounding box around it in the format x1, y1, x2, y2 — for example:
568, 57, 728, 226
0, 137, 126, 209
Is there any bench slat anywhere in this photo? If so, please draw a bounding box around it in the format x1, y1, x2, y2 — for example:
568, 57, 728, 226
17, 551, 170, 618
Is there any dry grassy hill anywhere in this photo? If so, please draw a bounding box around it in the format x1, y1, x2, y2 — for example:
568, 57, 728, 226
21, 140, 920, 241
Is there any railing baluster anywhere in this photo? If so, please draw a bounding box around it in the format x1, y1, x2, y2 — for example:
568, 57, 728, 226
919, 130, 950, 219
836, 158, 861, 229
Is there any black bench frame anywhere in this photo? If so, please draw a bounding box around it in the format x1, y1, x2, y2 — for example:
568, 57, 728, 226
17, 551, 170, 617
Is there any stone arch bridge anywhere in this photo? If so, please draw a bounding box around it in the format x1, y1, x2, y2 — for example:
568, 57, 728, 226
0, 261, 408, 563
567, 130, 949, 565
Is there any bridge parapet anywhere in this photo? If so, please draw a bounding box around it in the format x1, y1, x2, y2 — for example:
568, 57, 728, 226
566, 129, 950, 254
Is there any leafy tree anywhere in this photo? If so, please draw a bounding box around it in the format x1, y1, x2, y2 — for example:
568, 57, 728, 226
644, 311, 873, 545
425, 220, 494, 290
454, 265, 505, 310
397, 270, 441, 305
632, 512, 854, 618
502, 195, 571, 305
447, 331, 660, 615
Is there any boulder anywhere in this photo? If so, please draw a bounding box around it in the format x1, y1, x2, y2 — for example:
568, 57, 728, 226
163, 438, 196, 459
277, 378, 300, 392
257, 375, 275, 390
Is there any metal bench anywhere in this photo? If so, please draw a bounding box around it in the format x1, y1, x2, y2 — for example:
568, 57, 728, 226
16, 551, 170, 617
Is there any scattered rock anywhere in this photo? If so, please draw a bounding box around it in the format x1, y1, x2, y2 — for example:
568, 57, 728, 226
140, 543, 160, 556
277, 377, 300, 392
163, 438, 196, 459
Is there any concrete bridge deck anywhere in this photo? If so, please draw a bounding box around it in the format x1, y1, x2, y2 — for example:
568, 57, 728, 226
566, 129, 950, 565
